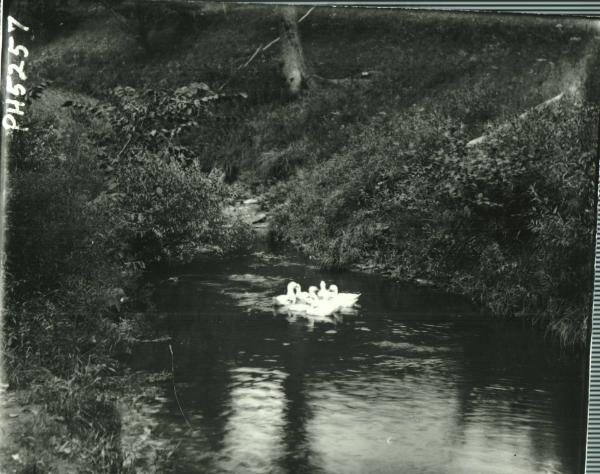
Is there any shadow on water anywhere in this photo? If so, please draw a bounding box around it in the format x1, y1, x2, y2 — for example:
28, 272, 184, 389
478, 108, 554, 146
128, 251, 587, 474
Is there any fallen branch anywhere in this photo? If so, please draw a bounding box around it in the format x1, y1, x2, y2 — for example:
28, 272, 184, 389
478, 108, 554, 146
116, 134, 133, 159
297, 6, 316, 23
466, 91, 567, 147
217, 6, 315, 92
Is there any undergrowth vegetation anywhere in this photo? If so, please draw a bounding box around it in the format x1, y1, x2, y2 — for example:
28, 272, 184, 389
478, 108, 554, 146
4, 50, 251, 473
272, 98, 598, 346
5, 113, 134, 471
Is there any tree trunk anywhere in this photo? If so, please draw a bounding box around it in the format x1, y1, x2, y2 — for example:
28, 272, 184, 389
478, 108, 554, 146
279, 5, 312, 95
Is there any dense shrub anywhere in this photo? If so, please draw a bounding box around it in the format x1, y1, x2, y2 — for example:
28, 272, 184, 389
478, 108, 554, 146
67, 83, 253, 264
3, 109, 133, 470
6, 81, 254, 338
271, 108, 456, 268
273, 98, 597, 345
7, 116, 106, 295
439, 100, 598, 345
4, 81, 254, 468
5, 110, 128, 366
94, 156, 241, 263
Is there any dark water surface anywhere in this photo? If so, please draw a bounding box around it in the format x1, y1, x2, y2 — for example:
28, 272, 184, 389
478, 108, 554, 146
131, 252, 587, 474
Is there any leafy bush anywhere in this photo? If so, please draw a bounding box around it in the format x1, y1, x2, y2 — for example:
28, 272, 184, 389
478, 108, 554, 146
438, 100, 597, 345
65, 83, 253, 264
271, 108, 456, 269
7, 116, 106, 294
4, 80, 256, 470
5, 113, 136, 369
4, 81, 253, 466
94, 156, 236, 263
4, 110, 138, 470
273, 98, 597, 345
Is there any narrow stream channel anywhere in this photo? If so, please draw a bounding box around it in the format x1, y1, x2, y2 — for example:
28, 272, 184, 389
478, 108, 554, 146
128, 250, 587, 474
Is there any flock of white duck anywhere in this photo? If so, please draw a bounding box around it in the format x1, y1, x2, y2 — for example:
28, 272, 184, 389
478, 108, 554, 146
273, 280, 360, 317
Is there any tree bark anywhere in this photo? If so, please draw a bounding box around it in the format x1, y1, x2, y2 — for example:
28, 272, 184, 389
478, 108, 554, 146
279, 5, 312, 95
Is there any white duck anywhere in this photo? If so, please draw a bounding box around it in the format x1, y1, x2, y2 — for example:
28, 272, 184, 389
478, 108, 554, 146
317, 280, 332, 300
328, 284, 360, 308
273, 281, 298, 306
305, 283, 342, 317
295, 284, 318, 305
279, 285, 318, 314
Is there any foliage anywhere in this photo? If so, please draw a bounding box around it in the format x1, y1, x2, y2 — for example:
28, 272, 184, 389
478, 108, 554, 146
103, 83, 247, 155
95, 157, 233, 263
3, 109, 138, 470
64, 83, 252, 264
3, 77, 257, 469
29, 4, 590, 188
8, 7, 596, 472
7, 116, 106, 293
438, 101, 597, 346
6, 80, 254, 372
273, 99, 597, 346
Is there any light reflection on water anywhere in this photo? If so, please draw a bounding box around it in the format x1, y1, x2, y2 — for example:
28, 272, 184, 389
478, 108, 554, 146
129, 253, 586, 474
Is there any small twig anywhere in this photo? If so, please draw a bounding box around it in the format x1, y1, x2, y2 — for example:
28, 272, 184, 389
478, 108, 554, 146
116, 134, 133, 159
466, 91, 566, 147
262, 37, 281, 53
298, 6, 316, 23
217, 6, 315, 92
169, 344, 193, 430
241, 45, 263, 70
165, 438, 185, 461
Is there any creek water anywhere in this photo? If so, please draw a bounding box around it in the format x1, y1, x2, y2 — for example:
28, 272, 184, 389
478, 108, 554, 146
129, 251, 587, 474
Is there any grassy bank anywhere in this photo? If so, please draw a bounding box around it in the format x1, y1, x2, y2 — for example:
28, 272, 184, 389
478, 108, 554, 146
28, 6, 593, 180
270, 97, 597, 347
